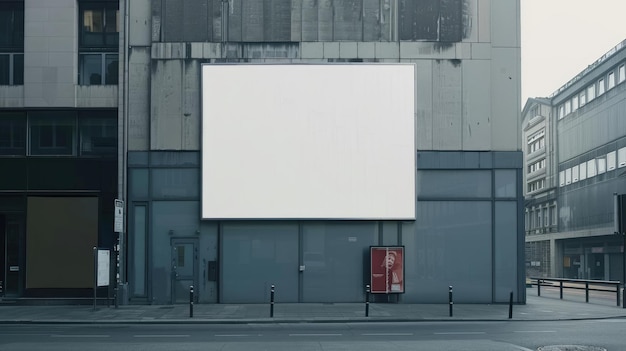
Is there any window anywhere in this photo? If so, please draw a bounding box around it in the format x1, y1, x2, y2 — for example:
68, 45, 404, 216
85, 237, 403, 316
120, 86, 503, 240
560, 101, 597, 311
608, 71, 615, 90
564, 101, 571, 115
79, 113, 117, 155
558, 105, 565, 119
571, 95, 578, 112
29, 113, 76, 156
598, 78, 605, 96
579, 161, 587, 180
587, 85, 596, 102
0, 1, 24, 85
0, 112, 25, 155
619, 64, 625, 84
559, 171, 565, 186
579, 90, 586, 107
572, 165, 579, 182
587, 159, 596, 177
619, 147, 626, 168
78, 1, 119, 85
550, 205, 557, 226
607, 151, 616, 171
597, 156, 606, 174
565, 168, 571, 184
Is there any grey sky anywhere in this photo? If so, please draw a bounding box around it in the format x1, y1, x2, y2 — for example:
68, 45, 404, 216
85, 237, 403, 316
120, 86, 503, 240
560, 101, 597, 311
521, 0, 626, 103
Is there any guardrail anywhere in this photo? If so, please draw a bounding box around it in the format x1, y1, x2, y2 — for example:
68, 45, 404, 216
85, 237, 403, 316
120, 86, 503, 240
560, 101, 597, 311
530, 277, 621, 306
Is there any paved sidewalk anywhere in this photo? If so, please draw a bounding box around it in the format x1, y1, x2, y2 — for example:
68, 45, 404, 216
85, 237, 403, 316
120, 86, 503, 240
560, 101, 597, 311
1, 288, 625, 324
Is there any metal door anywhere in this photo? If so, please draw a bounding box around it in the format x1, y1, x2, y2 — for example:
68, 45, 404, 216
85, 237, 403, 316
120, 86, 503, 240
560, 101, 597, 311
2, 214, 22, 297
171, 239, 198, 304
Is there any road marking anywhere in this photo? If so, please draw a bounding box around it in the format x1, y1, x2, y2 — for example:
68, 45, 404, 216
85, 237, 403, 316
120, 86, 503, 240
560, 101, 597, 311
215, 334, 253, 337
133, 335, 189, 338
289, 333, 342, 337
514, 330, 556, 333
362, 333, 414, 336
51, 335, 110, 338
434, 332, 486, 335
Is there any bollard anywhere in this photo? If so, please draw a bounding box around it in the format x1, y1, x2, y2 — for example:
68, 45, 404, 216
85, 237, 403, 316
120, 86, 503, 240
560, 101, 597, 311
189, 285, 194, 318
270, 284, 275, 318
449, 286, 453, 317
508, 291, 513, 319
585, 282, 589, 303
365, 284, 370, 317
559, 281, 563, 299
537, 279, 541, 296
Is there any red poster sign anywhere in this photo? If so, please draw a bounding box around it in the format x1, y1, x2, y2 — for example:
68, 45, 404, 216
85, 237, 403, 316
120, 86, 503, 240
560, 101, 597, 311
370, 246, 404, 294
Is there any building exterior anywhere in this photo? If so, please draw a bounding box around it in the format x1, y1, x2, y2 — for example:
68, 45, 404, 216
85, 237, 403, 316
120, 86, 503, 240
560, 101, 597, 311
522, 40, 626, 281
1, 0, 524, 305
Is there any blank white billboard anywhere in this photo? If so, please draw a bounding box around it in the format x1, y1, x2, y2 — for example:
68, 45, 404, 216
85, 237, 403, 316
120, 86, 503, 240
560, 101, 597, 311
201, 64, 415, 220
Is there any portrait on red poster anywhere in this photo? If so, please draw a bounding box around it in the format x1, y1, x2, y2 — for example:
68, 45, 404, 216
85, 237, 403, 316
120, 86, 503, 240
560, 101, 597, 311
370, 246, 404, 294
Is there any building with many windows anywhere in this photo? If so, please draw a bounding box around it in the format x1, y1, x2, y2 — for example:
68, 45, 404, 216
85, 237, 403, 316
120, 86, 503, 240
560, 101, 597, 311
1, 0, 525, 305
522, 39, 626, 281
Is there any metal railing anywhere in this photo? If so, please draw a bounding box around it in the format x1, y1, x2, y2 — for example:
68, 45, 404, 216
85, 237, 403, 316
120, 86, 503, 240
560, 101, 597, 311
530, 277, 621, 306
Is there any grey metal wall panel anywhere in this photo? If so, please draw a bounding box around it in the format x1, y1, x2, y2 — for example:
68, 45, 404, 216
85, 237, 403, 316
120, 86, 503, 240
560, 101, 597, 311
150, 61, 182, 150
318, 0, 333, 40
362, 0, 381, 41
301, 0, 319, 41
415, 60, 434, 150
242, 0, 264, 41
301, 222, 378, 302
439, 0, 462, 42
182, 61, 200, 150
183, 0, 210, 42
228, 0, 243, 41
402, 201, 492, 303
290, 0, 303, 41
494, 201, 517, 302
129, 0, 152, 46
221, 222, 299, 303
333, 0, 362, 41
163, 0, 184, 41
128, 48, 150, 151
432, 60, 462, 150
490, 47, 521, 151
263, 0, 292, 41
462, 59, 491, 150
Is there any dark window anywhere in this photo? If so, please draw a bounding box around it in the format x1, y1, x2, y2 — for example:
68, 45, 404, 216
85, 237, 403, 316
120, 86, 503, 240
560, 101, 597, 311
78, 1, 119, 85
29, 112, 76, 156
0, 1, 24, 85
79, 111, 117, 155
0, 112, 26, 155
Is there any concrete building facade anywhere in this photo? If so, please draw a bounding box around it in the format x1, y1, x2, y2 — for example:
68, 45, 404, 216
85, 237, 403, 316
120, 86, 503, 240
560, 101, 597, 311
0, 0, 524, 305
522, 40, 626, 281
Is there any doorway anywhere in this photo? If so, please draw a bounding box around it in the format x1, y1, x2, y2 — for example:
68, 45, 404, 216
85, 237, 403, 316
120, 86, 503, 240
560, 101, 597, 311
170, 238, 198, 304
1, 213, 23, 297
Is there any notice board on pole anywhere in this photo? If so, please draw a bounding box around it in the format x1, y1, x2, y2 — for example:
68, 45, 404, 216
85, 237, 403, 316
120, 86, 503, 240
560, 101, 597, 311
97, 249, 110, 287
370, 246, 404, 294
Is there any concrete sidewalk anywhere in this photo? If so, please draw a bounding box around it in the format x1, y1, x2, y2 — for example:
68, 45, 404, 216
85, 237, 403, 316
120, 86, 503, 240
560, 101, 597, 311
1, 288, 625, 324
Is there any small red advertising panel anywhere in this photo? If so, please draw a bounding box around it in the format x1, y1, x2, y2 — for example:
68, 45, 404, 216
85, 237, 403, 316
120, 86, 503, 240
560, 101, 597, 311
370, 246, 404, 294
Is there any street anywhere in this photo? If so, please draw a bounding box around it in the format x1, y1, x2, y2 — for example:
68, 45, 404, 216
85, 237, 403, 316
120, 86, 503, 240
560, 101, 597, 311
1, 319, 626, 351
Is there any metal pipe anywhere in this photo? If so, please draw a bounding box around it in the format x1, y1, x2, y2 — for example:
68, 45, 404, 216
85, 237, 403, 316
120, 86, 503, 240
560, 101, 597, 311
448, 286, 453, 317
365, 284, 370, 317
190, 285, 194, 318
270, 284, 275, 317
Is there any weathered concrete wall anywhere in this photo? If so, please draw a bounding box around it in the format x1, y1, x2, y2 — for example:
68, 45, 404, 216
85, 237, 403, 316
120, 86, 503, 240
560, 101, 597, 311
139, 0, 521, 152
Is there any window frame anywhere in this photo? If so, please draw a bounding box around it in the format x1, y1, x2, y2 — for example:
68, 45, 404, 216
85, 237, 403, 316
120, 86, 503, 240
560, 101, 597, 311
78, 1, 119, 86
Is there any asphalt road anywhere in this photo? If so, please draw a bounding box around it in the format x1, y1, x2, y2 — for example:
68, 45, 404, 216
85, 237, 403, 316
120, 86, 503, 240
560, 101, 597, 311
1, 319, 626, 351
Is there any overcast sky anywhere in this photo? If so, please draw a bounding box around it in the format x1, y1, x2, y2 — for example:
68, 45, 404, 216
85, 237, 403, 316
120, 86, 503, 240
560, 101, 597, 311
521, 0, 626, 103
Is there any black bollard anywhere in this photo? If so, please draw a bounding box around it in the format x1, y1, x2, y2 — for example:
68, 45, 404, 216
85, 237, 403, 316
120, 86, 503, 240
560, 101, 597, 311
449, 286, 453, 317
365, 284, 370, 317
189, 285, 194, 318
270, 284, 275, 317
508, 291, 513, 319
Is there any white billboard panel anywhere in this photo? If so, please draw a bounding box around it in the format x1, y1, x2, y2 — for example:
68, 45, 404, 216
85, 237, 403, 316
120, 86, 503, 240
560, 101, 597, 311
201, 64, 415, 220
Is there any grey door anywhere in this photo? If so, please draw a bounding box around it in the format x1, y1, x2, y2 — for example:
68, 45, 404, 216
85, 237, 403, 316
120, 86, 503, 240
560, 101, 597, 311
171, 239, 198, 304
1, 214, 22, 297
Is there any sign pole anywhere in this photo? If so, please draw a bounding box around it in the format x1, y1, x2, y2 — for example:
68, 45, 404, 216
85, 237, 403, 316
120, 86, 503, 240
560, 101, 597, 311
93, 246, 97, 311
